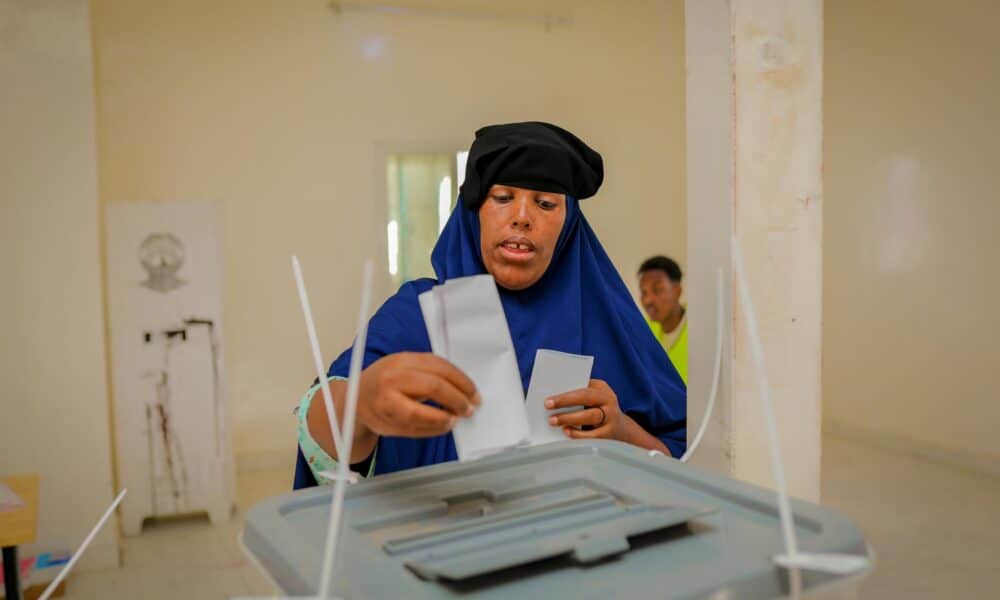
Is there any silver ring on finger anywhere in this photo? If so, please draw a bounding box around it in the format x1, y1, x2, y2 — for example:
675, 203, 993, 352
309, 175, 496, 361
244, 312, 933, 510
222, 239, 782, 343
595, 406, 607, 427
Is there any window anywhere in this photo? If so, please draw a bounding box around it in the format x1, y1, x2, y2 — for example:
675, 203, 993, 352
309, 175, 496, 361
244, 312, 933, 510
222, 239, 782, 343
385, 151, 467, 285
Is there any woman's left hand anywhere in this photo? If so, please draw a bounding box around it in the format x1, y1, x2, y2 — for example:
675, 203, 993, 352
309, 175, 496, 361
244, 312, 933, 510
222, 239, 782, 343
545, 379, 627, 442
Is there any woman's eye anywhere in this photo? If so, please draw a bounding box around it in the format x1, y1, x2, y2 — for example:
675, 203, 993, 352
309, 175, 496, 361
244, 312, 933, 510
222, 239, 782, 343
537, 199, 558, 210
491, 194, 513, 203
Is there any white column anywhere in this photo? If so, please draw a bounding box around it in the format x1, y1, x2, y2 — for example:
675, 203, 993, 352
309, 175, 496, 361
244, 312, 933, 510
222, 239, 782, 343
685, 0, 823, 502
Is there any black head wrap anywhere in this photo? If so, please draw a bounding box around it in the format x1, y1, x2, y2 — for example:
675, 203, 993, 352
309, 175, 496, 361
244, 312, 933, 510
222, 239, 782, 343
459, 122, 604, 208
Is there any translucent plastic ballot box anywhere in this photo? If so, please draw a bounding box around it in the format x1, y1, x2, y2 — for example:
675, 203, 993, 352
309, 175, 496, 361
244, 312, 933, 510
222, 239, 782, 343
242, 440, 871, 599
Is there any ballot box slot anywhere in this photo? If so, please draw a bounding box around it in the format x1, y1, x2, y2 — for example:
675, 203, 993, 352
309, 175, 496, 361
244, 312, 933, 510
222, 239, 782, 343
358, 479, 637, 543
383, 493, 617, 555
403, 504, 712, 582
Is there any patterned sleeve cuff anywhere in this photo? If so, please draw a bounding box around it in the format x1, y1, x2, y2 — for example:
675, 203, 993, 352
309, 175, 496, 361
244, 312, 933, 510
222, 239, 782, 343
297, 376, 377, 484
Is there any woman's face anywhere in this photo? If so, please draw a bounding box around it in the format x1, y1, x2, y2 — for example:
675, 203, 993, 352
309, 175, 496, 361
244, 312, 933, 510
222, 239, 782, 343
478, 185, 567, 290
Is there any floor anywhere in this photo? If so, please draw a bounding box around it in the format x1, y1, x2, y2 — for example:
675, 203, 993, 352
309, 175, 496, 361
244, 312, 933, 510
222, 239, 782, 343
58, 470, 284, 600
57, 435, 999, 599
819, 435, 999, 598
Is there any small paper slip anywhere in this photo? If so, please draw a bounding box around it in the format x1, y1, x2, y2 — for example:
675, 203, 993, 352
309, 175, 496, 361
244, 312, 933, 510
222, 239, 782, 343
419, 275, 531, 461
0, 481, 24, 513
526, 349, 594, 445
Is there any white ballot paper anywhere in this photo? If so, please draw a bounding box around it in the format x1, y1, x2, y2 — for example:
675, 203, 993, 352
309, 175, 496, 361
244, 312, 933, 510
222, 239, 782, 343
419, 275, 531, 460
526, 349, 594, 445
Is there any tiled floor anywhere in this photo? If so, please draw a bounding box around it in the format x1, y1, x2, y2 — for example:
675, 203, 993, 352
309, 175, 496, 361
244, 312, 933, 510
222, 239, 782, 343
59, 435, 999, 599
820, 434, 1000, 599
61, 469, 285, 599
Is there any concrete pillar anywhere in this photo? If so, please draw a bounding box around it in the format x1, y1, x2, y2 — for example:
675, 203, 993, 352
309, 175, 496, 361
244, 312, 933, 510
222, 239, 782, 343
685, 0, 823, 502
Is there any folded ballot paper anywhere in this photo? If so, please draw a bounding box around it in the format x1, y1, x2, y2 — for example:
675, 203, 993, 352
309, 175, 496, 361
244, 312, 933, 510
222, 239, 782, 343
525, 350, 594, 445
419, 275, 594, 460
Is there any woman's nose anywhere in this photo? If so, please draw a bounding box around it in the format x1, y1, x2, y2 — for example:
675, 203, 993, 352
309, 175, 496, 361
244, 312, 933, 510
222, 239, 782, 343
511, 197, 533, 229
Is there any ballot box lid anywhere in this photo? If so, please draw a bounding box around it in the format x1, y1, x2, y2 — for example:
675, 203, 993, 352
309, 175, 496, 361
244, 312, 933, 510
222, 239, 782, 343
243, 440, 869, 599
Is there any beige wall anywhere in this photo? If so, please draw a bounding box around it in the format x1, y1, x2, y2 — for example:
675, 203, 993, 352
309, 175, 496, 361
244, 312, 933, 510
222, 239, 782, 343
0, 0, 119, 569
686, 0, 824, 501
90, 0, 687, 464
824, 0, 1000, 467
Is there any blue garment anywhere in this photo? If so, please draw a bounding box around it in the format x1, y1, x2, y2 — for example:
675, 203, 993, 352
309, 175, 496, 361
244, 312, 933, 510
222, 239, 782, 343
293, 444, 317, 489
313, 196, 686, 481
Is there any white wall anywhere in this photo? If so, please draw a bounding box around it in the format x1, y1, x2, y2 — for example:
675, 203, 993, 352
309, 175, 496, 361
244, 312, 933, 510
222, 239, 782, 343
90, 0, 688, 465
0, 0, 119, 569
824, 0, 1000, 469
684, 0, 733, 477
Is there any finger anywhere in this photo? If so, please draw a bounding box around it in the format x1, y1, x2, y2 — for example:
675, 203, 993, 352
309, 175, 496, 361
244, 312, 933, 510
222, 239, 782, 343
401, 411, 462, 437
550, 407, 605, 429
375, 390, 456, 434
369, 412, 454, 438
589, 379, 612, 392
369, 415, 454, 439
402, 353, 478, 402
393, 370, 476, 417
402, 416, 457, 438
564, 424, 614, 440
545, 387, 600, 410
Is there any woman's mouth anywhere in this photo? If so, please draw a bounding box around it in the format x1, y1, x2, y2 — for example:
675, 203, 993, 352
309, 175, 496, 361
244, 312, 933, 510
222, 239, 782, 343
498, 237, 536, 262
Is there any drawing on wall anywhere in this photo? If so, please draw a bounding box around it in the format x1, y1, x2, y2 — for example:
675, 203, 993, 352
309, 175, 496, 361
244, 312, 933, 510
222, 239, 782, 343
106, 202, 234, 535
139, 233, 187, 293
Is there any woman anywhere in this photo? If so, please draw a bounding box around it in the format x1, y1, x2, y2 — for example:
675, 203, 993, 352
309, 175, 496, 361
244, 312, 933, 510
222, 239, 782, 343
295, 122, 686, 488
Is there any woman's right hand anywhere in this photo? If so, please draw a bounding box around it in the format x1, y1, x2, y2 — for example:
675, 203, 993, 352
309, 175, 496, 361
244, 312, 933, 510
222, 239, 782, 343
357, 352, 480, 438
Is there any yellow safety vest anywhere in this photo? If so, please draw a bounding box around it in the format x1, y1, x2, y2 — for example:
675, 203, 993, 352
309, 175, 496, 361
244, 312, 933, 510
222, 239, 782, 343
647, 317, 688, 384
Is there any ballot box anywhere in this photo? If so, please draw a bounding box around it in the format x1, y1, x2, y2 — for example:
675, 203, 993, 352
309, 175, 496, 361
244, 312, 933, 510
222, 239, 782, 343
242, 440, 871, 599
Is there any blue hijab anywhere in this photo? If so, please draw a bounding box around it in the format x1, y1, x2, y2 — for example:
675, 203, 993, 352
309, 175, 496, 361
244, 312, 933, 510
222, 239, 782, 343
294, 195, 687, 486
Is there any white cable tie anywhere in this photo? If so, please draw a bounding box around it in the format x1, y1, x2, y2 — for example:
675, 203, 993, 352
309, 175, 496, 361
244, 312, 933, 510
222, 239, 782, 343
316, 470, 361, 485
318, 259, 374, 599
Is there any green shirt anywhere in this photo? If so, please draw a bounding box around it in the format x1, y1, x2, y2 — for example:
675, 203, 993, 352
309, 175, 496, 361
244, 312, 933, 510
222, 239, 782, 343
647, 314, 688, 384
